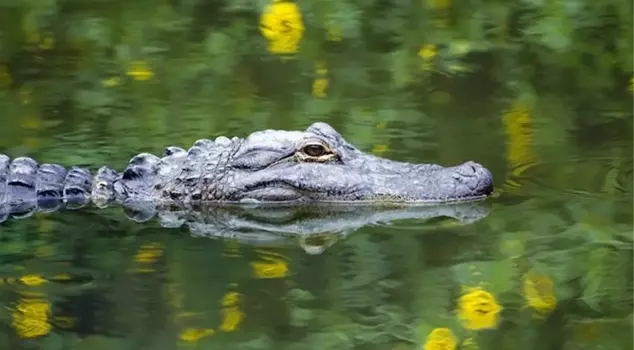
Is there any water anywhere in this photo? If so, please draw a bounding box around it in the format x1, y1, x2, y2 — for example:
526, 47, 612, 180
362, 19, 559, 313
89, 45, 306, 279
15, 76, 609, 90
0, 1, 633, 349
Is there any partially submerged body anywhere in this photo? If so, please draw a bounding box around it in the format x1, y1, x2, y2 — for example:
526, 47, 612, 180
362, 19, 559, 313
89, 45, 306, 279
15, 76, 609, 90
0, 122, 494, 220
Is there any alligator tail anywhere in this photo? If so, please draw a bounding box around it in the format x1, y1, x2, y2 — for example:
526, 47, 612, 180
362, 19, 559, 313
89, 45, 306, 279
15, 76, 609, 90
0, 154, 120, 223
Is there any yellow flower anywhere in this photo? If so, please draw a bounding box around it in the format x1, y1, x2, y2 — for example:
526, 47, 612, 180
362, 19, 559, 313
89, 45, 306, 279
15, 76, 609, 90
502, 101, 535, 182
12, 298, 51, 338
311, 61, 329, 98
219, 306, 243, 332
523, 271, 557, 316
251, 250, 289, 278
180, 328, 214, 342
251, 260, 288, 278
135, 242, 163, 263
127, 61, 154, 81
259, 1, 305, 54
423, 327, 457, 350
418, 44, 437, 60
456, 287, 502, 330
419, 44, 437, 71
218, 290, 244, 332
312, 78, 328, 98
19, 275, 47, 287
221, 291, 241, 307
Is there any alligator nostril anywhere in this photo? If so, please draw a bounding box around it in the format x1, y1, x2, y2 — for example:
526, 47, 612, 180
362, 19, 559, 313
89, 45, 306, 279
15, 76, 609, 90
470, 165, 477, 173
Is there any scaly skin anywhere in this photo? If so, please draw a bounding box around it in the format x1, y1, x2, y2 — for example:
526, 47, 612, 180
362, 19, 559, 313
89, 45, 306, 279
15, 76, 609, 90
0, 122, 494, 221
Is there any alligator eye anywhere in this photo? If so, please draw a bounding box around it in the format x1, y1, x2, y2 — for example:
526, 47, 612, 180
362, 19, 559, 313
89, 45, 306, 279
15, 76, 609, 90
302, 144, 328, 157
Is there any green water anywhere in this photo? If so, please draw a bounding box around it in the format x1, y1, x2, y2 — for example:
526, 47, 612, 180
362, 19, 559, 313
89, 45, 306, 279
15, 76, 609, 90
0, 1, 633, 349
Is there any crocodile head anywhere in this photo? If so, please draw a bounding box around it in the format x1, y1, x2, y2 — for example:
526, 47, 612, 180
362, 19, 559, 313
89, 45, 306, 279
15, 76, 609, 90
226, 122, 493, 204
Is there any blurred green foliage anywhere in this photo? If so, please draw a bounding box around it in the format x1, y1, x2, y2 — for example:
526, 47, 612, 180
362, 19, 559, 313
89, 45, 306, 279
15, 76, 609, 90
0, 0, 631, 167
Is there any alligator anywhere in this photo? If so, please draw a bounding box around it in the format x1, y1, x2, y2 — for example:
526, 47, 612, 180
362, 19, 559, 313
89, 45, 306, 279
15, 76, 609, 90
0, 122, 493, 223
156, 201, 490, 253
0, 198, 490, 254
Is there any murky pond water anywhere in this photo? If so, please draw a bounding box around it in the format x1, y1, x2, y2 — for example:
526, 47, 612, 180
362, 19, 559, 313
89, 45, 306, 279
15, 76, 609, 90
0, 1, 632, 349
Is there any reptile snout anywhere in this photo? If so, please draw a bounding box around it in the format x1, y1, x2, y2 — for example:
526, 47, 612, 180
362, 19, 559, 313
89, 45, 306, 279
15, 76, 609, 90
452, 161, 494, 196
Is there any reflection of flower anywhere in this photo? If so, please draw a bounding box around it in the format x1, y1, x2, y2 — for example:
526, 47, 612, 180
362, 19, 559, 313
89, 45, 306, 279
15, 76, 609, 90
12, 298, 51, 338
502, 101, 535, 184
419, 44, 437, 59
456, 287, 502, 330
251, 250, 289, 279
259, 0, 304, 54
312, 78, 328, 98
312, 61, 328, 98
20, 275, 47, 286
423, 327, 457, 350
135, 242, 163, 263
134, 242, 163, 273
127, 61, 154, 81
180, 328, 214, 342
219, 291, 243, 332
418, 44, 437, 71
523, 270, 557, 316
219, 306, 243, 332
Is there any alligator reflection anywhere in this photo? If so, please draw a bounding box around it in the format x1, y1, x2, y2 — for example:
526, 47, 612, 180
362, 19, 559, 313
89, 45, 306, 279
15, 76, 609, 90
2, 199, 490, 254
1, 199, 490, 343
